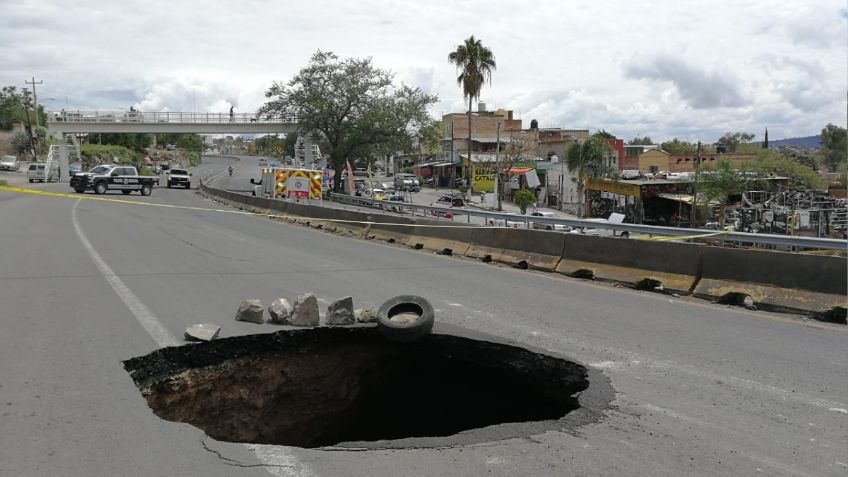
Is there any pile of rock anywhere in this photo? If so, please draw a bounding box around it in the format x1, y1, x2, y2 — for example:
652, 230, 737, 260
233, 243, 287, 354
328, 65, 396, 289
235, 294, 377, 327
183, 294, 378, 343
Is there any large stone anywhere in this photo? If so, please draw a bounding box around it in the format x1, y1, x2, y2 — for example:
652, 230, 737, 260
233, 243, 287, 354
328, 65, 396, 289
290, 293, 320, 326
184, 323, 221, 342
235, 299, 265, 324
326, 297, 355, 325
355, 308, 378, 323
268, 298, 293, 324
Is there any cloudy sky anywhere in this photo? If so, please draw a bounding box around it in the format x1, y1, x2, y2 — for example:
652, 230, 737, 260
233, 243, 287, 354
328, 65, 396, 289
2, 0, 845, 142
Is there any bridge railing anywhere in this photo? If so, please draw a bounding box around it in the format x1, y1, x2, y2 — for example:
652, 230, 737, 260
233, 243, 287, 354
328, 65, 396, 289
327, 193, 848, 252
47, 111, 296, 124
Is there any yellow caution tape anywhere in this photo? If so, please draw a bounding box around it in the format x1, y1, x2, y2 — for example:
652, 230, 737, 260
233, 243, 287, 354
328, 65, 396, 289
0, 185, 482, 229
799, 249, 847, 256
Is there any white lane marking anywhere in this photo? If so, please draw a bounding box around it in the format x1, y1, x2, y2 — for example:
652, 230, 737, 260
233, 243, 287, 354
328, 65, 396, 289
72, 202, 179, 347
828, 408, 847, 414
72, 200, 313, 476
448, 302, 463, 307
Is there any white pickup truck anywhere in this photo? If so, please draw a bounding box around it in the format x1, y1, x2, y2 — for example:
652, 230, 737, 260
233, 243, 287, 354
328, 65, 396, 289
166, 168, 191, 188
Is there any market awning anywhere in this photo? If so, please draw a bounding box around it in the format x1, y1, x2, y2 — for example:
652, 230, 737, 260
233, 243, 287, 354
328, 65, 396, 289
503, 167, 534, 175
658, 193, 719, 206
413, 162, 452, 168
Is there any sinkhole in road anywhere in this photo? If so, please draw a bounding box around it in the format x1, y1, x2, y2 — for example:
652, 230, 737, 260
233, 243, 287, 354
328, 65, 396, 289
123, 327, 592, 448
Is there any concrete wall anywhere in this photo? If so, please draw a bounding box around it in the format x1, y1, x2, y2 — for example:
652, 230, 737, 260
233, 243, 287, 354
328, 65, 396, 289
200, 183, 847, 315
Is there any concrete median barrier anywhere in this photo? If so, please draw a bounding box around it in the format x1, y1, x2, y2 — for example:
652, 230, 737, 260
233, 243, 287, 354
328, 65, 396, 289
694, 247, 847, 314
200, 184, 845, 317
557, 235, 701, 293
467, 228, 565, 271
402, 223, 473, 256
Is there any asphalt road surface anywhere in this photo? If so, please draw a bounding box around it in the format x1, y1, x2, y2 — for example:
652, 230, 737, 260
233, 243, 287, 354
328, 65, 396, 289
1, 156, 846, 476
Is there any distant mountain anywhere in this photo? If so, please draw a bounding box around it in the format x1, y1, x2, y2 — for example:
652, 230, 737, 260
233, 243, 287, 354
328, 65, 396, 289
768, 135, 821, 149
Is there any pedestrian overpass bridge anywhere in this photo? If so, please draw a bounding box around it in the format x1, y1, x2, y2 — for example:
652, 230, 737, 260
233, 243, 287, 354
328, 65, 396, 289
46, 110, 298, 180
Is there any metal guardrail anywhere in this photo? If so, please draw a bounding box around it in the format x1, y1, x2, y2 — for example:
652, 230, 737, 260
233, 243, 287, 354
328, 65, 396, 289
47, 111, 296, 125
329, 193, 848, 251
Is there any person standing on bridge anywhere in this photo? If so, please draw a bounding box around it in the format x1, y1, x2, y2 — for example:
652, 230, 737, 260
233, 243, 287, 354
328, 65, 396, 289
229, 106, 234, 123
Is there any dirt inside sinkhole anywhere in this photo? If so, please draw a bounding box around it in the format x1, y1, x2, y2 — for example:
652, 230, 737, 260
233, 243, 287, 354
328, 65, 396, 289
123, 327, 606, 449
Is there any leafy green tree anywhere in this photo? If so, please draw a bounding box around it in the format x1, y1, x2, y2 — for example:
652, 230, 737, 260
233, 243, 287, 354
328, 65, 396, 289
628, 136, 654, 145
716, 131, 755, 153
593, 130, 614, 139
419, 119, 442, 156
660, 138, 697, 154
496, 136, 529, 211
566, 135, 615, 217
821, 123, 847, 172
12, 131, 30, 155
259, 51, 437, 190
95, 133, 152, 151
694, 160, 750, 227
513, 188, 536, 214
751, 151, 824, 190
448, 35, 496, 182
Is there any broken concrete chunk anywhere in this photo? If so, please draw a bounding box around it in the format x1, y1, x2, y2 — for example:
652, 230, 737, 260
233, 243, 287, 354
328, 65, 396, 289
290, 293, 320, 326
355, 308, 378, 323
326, 297, 355, 325
235, 299, 265, 324
184, 323, 221, 342
268, 298, 293, 324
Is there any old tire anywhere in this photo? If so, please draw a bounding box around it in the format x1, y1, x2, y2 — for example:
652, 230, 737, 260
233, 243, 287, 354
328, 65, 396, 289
94, 181, 107, 195
141, 184, 152, 196
376, 295, 434, 343
122, 190, 132, 195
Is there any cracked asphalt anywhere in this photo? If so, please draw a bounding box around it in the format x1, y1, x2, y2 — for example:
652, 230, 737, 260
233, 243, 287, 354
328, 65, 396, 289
1, 156, 846, 476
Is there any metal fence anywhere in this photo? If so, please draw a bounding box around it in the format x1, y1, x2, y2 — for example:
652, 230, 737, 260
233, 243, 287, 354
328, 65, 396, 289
47, 111, 296, 124
328, 193, 848, 251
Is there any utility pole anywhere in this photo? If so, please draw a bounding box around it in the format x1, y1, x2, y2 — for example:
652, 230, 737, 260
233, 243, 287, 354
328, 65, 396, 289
692, 141, 702, 227
24, 77, 43, 129
495, 122, 501, 211
449, 120, 455, 190
21, 88, 36, 161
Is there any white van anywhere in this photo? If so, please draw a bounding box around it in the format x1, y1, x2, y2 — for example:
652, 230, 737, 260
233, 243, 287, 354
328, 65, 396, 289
27, 163, 58, 183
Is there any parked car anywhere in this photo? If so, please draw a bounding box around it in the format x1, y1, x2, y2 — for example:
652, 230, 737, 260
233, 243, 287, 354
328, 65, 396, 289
528, 211, 570, 231
0, 155, 19, 171
394, 173, 420, 191
488, 213, 527, 228
571, 213, 630, 238
27, 163, 58, 182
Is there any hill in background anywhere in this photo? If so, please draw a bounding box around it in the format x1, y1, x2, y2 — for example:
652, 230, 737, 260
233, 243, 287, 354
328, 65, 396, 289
768, 135, 821, 148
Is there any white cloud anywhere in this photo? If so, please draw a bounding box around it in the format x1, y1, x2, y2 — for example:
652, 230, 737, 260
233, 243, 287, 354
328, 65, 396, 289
0, 0, 844, 142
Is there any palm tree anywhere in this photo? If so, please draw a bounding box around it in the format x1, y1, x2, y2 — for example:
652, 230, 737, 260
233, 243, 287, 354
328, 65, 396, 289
448, 36, 496, 187
566, 135, 615, 217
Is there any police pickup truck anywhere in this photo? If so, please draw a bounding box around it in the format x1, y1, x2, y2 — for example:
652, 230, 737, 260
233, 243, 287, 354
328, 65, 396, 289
70, 164, 156, 195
